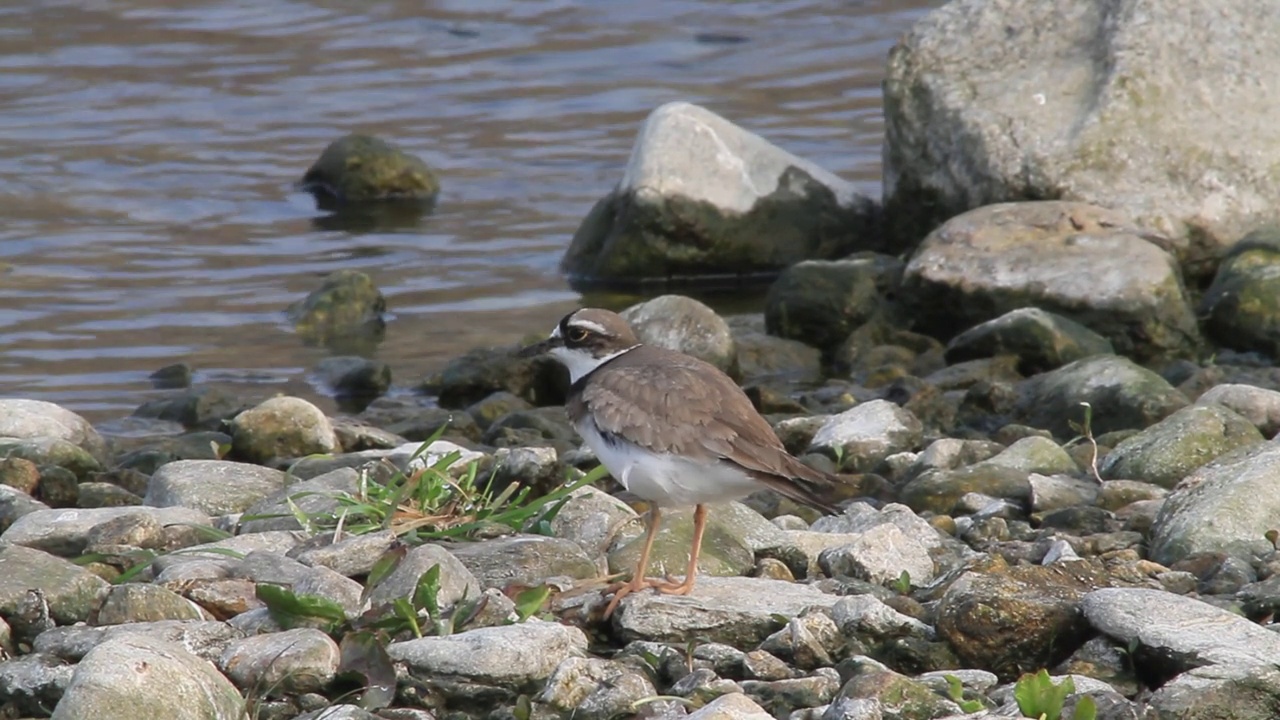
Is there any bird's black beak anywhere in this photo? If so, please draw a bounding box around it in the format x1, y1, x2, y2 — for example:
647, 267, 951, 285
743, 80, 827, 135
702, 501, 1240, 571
516, 335, 563, 359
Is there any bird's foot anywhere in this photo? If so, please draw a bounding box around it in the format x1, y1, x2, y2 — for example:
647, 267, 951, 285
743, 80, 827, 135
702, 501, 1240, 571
651, 574, 696, 596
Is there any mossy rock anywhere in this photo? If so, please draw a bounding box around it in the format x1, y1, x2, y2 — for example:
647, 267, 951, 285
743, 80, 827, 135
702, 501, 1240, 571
286, 269, 386, 353
300, 133, 439, 204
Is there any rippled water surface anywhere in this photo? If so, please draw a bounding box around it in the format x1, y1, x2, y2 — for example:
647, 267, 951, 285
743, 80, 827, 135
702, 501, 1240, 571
0, 0, 940, 424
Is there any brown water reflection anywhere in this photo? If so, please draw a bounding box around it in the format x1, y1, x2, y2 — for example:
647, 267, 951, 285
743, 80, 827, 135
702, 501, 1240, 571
0, 0, 941, 425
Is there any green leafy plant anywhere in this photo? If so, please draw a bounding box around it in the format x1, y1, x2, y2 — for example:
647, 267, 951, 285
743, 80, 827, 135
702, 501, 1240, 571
891, 569, 912, 595
942, 674, 985, 713
1014, 669, 1096, 720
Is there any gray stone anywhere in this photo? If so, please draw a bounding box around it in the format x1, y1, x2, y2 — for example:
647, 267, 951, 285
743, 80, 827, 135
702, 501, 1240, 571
365, 543, 481, 613
50, 635, 243, 720
0, 544, 108, 627
1196, 383, 1280, 439
237, 468, 359, 534
95, 584, 206, 625
758, 612, 842, 671
621, 295, 739, 377
0, 653, 74, 717
986, 436, 1078, 476
387, 620, 588, 687
1, 506, 211, 557
945, 307, 1115, 374
732, 322, 824, 385
289, 529, 399, 578
230, 396, 339, 465
1150, 441, 1280, 565
0, 484, 50, 533
0, 438, 103, 481
1083, 588, 1280, 669
1100, 404, 1263, 488
832, 595, 933, 640
234, 551, 364, 619
883, 0, 1280, 275
218, 627, 340, 694
562, 101, 879, 283
608, 506, 754, 581
145, 460, 292, 515
1201, 230, 1280, 357
686, 692, 774, 720
447, 535, 598, 589
315, 356, 391, 399
1028, 474, 1101, 514
153, 531, 307, 579
295, 706, 377, 720
536, 656, 657, 720
0, 398, 107, 462
549, 485, 642, 558
899, 464, 1031, 516
34, 621, 243, 663
1147, 663, 1280, 720
1014, 355, 1189, 439
764, 256, 902, 353
613, 576, 839, 647
807, 400, 923, 472
818, 523, 935, 588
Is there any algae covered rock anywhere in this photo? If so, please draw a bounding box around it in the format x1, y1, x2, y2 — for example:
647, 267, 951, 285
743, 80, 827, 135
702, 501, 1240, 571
300, 133, 439, 204
1200, 229, 1280, 359
286, 269, 386, 353
764, 254, 903, 354
1100, 404, 1263, 488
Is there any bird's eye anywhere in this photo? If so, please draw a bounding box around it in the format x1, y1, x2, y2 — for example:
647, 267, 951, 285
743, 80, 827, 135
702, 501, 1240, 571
567, 327, 589, 343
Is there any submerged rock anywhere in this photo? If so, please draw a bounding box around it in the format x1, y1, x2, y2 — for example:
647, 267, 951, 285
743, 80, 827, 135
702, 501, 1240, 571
300, 133, 439, 205
286, 270, 387, 353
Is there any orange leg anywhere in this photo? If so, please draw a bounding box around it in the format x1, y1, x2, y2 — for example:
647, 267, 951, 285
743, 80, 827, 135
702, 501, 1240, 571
653, 503, 706, 596
603, 507, 664, 618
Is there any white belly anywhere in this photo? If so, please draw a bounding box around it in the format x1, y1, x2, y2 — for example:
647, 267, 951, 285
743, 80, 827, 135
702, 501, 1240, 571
577, 421, 763, 507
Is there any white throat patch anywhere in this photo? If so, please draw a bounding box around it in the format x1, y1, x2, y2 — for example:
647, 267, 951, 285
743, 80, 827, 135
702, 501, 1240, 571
550, 344, 638, 384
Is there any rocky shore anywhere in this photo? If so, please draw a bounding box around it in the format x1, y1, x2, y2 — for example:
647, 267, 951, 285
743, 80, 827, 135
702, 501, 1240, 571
6, 0, 1280, 719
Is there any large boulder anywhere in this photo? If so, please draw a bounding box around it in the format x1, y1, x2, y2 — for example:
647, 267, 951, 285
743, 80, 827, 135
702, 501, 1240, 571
901, 202, 1200, 360
883, 0, 1280, 276
561, 102, 880, 285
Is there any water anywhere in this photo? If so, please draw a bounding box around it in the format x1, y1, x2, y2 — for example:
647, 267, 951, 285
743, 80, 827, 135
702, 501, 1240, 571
0, 0, 940, 425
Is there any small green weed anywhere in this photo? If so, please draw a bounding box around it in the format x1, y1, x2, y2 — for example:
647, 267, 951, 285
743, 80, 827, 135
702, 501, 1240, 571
1014, 669, 1096, 720
1065, 402, 1102, 483
942, 674, 985, 713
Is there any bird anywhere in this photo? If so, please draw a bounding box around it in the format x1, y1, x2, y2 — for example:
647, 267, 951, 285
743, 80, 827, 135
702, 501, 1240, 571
519, 307, 847, 617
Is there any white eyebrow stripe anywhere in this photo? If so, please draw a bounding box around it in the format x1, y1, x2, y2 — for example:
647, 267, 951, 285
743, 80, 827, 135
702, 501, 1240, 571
570, 319, 608, 335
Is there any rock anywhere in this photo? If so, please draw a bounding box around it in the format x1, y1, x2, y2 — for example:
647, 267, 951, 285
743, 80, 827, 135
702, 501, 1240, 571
900, 203, 1200, 360
76, 482, 143, 509
742, 669, 841, 717
818, 522, 935, 588
764, 255, 903, 353
152, 531, 307, 579
613, 576, 839, 647
945, 307, 1115, 374
549, 485, 643, 558
899, 464, 1031, 516
1099, 404, 1263, 488
0, 456, 39, 494
145, 460, 292, 515
218, 628, 339, 694
447, 535, 598, 589
758, 612, 842, 671
288, 529, 398, 578
0, 653, 74, 717
464, 391, 534, 431
482, 407, 577, 451
620, 295, 739, 376
387, 620, 588, 688
300, 133, 439, 204
314, 356, 391, 399
1028, 474, 1101, 514
1202, 230, 1280, 358
95, 584, 206, 625
235, 551, 364, 619
364, 544, 481, 613
296, 706, 377, 720
536, 656, 657, 720
936, 559, 1112, 680
148, 363, 192, 389
131, 389, 252, 432
0, 484, 50, 533
50, 635, 243, 719
1196, 383, 1280, 438
1147, 663, 1280, 719
285, 270, 386, 353
34, 620, 243, 664
0, 438, 102, 482
0, 398, 107, 462
0, 544, 105, 636
608, 506, 755, 581
807, 400, 923, 472
832, 595, 934, 641
421, 345, 565, 410
237, 468, 358, 535
731, 318, 824, 385
230, 396, 339, 465
986, 436, 1078, 476
359, 399, 480, 442
1149, 442, 1280, 565
686, 692, 774, 720
883, 0, 1280, 276
1014, 355, 1189, 438
2, 506, 210, 557
561, 101, 880, 284
832, 661, 961, 719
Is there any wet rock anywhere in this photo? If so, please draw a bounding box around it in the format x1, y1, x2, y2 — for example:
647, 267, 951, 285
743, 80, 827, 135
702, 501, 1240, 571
686, 692, 774, 720
359, 399, 481, 442
883, 0, 1280, 275
448, 535, 598, 589
936, 559, 1112, 680
1196, 383, 1280, 438
34, 620, 243, 664
621, 294, 739, 377
608, 506, 754, 580
95, 584, 206, 625
218, 628, 339, 694
945, 307, 1115, 374
562, 101, 879, 284
314, 356, 391, 399
1149, 442, 1280, 565
50, 635, 243, 719
230, 396, 339, 465
807, 400, 924, 472
743, 668, 841, 716
300, 133, 439, 204
1147, 663, 1280, 720
818, 522, 935, 588
0, 398, 107, 462
613, 576, 839, 647
286, 270, 386, 353
731, 321, 824, 384
2, 506, 210, 557
901, 203, 1199, 360
1014, 355, 1189, 439
145, 460, 292, 515
387, 620, 588, 689
549, 485, 643, 558
131, 389, 252, 432
1099, 404, 1262, 488
364, 544, 481, 613
237, 468, 358, 534
1201, 230, 1280, 358
0, 439, 102, 484
536, 656, 657, 720
148, 362, 192, 389
422, 345, 565, 409
764, 255, 902, 354
0, 652, 73, 717
34, 466, 78, 507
